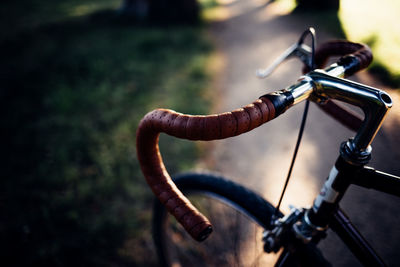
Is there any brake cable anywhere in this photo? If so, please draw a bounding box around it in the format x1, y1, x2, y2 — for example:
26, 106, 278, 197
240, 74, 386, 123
272, 28, 317, 219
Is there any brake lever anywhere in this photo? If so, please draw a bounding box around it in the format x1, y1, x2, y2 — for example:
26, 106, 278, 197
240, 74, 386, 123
256, 27, 316, 79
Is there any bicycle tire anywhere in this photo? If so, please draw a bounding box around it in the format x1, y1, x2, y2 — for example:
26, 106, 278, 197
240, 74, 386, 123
152, 172, 331, 267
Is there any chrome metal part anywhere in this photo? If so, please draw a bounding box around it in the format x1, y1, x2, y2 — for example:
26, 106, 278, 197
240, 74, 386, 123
263, 207, 304, 253
284, 64, 392, 152
256, 43, 313, 79
257, 28, 315, 79
286, 64, 346, 104
263, 207, 328, 251
256, 43, 300, 79
293, 210, 327, 243
308, 70, 392, 151
323, 63, 346, 78
286, 75, 314, 105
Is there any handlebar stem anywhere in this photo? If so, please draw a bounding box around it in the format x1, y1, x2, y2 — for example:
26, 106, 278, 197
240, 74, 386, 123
310, 69, 392, 151
285, 64, 392, 152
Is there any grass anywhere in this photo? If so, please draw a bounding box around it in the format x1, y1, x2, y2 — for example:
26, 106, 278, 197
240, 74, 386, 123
0, 1, 214, 266
339, 0, 400, 87
0, 0, 121, 43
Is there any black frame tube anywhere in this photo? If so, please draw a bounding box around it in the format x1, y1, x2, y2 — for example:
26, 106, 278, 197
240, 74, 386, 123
306, 144, 400, 266
353, 167, 400, 197
330, 208, 386, 266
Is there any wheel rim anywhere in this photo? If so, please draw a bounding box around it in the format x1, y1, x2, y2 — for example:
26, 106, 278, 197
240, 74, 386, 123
157, 191, 278, 267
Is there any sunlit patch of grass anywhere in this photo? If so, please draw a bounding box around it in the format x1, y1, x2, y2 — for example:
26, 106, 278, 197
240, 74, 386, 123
200, 0, 232, 22
274, 0, 297, 14
202, 7, 232, 22
68, 2, 119, 17
199, 0, 220, 9
201, 0, 297, 22
339, 0, 400, 86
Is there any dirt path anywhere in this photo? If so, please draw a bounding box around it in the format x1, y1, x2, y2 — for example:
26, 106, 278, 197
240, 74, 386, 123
202, 0, 400, 265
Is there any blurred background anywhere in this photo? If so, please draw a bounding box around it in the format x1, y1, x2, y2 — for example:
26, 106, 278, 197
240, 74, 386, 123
1, 0, 399, 266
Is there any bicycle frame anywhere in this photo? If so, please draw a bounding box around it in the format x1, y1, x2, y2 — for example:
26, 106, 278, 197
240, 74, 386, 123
274, 63, 400, 266
320, 159, 400, 266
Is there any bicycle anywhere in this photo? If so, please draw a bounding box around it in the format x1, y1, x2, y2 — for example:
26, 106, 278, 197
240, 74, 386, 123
136, 28, 399, 266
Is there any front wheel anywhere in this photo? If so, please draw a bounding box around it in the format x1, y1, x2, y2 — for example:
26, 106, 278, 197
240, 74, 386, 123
152, 172, 277, 267
152, 172, 330, 267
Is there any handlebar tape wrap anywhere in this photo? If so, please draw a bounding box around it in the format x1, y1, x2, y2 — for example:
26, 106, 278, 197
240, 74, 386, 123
313, 40, 373, 75
137, 96, 286, 241
305, 41, 373, 131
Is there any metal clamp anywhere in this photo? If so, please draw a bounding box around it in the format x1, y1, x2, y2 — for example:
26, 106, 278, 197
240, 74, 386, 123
292, 209, 328, 243
263, 206, 305, 253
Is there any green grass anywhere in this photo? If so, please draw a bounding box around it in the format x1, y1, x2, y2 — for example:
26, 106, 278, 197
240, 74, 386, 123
1, 1, 213, 266
339, 0, 400, 87
199, 0, 219, 9
0, 0, 122, 43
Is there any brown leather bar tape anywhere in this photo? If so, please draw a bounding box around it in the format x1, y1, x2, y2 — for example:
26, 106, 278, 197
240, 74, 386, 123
318, 100, 362, 131
302, 41, 371, 131
316, 40, 372, 74
136, 97, 276, 241
303, 40, 372, 75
